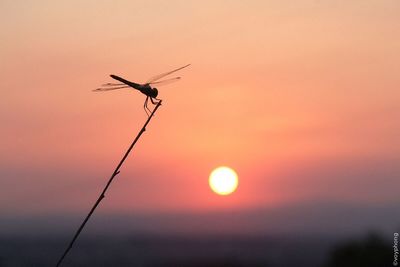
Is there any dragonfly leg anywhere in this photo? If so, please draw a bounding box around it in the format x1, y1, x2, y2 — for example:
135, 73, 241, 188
151, 97, 162, 105
147, 97, 153, 111
145, 105, 152, 116
144, 97, 150, 116
150, 97, 157, 105
146, 97, 153, 116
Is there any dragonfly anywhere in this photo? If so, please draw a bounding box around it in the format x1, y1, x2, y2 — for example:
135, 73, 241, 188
94, 64, 190, 116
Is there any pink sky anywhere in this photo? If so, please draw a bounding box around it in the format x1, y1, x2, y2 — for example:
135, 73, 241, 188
1, 1, 399, 218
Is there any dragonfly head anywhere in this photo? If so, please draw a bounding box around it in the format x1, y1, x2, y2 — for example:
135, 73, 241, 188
152, 88, 158, 97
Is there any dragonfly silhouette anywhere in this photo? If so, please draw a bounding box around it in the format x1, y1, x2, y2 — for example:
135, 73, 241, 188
94, 64, 190, 115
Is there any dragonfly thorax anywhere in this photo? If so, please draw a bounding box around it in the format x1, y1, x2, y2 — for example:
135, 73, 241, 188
138, 84, 158, 98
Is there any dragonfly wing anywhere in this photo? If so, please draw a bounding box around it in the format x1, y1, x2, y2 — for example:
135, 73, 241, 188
149, 77, 181, 86
146, 64, 190, 83
92, 85, 131, 92
102, 82, 125, 86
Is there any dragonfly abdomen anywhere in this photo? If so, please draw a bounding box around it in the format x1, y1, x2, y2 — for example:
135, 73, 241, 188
110, 75, 141, 89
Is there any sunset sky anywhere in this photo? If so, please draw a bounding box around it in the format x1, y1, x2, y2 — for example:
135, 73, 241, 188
1, 1, 399, 235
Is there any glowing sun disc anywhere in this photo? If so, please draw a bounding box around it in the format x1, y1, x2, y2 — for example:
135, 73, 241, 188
209, 166, 238, 195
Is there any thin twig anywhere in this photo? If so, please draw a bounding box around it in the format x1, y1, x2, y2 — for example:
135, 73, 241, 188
56, 100, 162, 267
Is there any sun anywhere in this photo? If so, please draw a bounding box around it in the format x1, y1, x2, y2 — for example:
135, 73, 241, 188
209, 166, 239, 196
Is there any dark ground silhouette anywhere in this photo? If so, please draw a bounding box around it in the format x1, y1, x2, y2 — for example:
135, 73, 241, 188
0, 231, 394, 267
323, 232, 393, 267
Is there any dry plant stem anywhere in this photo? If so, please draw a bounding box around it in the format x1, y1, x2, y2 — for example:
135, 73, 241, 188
56, 100, 162, 267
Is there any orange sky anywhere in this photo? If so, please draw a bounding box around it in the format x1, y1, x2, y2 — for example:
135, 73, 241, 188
1, 1, 399, 217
